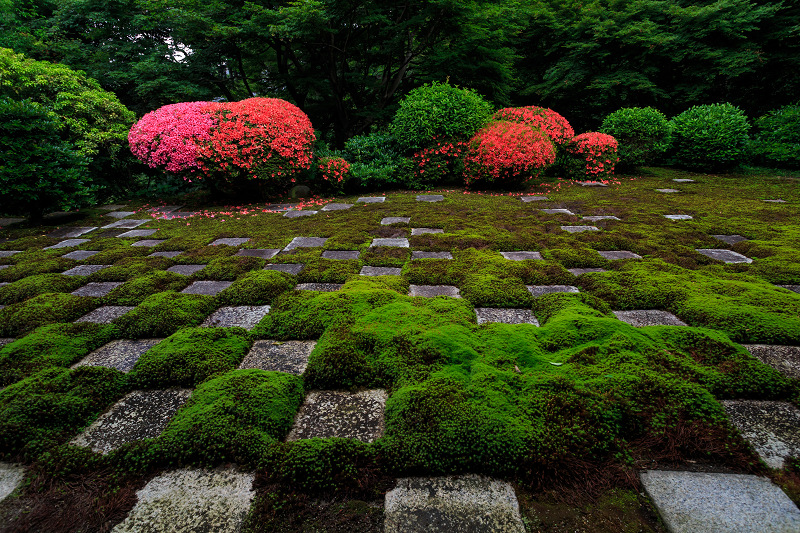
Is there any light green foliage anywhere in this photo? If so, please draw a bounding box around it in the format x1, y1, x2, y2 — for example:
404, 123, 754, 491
113, 291, 217, 338
0, 273, 84, 304
341, 132, 414, 190
216, 269, 296, 306
670, 103, 750, 171
600, 107, 672, 168
0, 293, 97, 337
751, 105, 800, 169
104, 271, 189, 305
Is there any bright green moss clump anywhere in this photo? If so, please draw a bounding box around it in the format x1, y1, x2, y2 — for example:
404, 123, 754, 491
216, 270, 296, 306
0, 273, 84, 304
104, 271, 189, 305
114, 291, 217, 338
0, 293, 97, 336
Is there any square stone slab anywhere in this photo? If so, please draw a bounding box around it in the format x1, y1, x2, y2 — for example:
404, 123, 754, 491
239, 340, 316, 375
284, 210, 318, 218
520, 196, 548, 202
640, 470, 800, 533
149, 251, 183, 258
696, 248, 753, 264
764, 199, 787, 203
673, 178, 695, 183
500, 251, 542, 261
0, 339, 15, 348
656, 188, 680, 193
527, 285, 579, 298
721, 400, 800, 469
75, 306, 136, 323
322, 250, 360, 260
577, 181, 608, 187
541, 208, 574, 215
149, 205, 182, 213
158, 211, 198, 220
200, 305, 271, 330
62, 264, 111, 276
102, 219, 147, 229
0, 218, 24, 226
111, 467, 255, 533
598, 250, 642, 260
416, 195, 443, 202
131, 239, 166, 247
561, 225, 599, 233
371, 238, 409, 248
712, 234, 747, 245
71, 282, 123, 297
357, 197, 385, 203
48, 227, 97, 239
777, 285, 800, 294
286, 389, 388, 443
181, 281, 232, 295
236, 248, 279, 259
411, 251, 453, 260
284, 236, 328, 252
118, 229, 157, 238
73, 339, 163, 373
0, 250, 21, 258
568, 268, 607, 276
264, 263, 304, 275
106, 211, 136, 219
583, 215, 620, 221
384, 475, 526, 533
72, 389, 191, 455
296, 283, 343, 292
62, 250, 100, 260
167, 264, 206, 276
382, 217, 410, 225
0, 463, 25, 503
411, 228, 443, 236
321, 203, 353, 211
98, 204, 127, 210
44, 238, 90, 249
664, 214, 693, 220
210, 237, 251, 246
475, 308, 539, 326
613, 310, 687, 326
409, 285, 460, 298
360, 266, 402, 276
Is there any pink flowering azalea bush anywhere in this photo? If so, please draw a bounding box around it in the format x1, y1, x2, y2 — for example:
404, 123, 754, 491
562, 132, 620, 180
317, 156, 351, 193
492, 106, 574, 145
411, 138, 469, 185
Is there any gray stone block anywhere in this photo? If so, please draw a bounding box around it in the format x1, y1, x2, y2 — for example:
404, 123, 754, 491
384, 475, 525, 533
0, 218, 24, 226
106, 211, 136, 219
287, 389, 388, 443
411, 228, 444, 236
157, 211, 198, 220
382, 217, 411, 225
568, 268, 608, 276
371, 238, 409, 248
75, 306, 135, 324
239, 340, 316, 375
520, 196, 549, 202
357, 196, 385, 203
656, 188, 680, 193
296, 283, 343, 292
118, 229, 157, 238
673, 178, 695, 183
722, 400, 800, 469
412, 251, 453, 260
200, 305, 271, 330
764, 199, 787, 203
360, 266, 402, 276
777, 285, 800, 294
0, 250, 21, 258
696, 248, 753, 263
45, 238, 91, 249
181, 281, 232, 295
409, 285, 460, 298
577, 181, 608, 187
284, 210, 318, 218
71, 282, 123, 297
283, 236, 328, 251
0, 339, 15, 348
500, 251, 542, 261
712, 234, 747, 245
416, 194, 443, 202
48, 227, 96, 239
744, 345, 800, 380
475, 308, 539, 326
264, 263, 304, 275
149, 251, 183, 258
0, 266, 8, 271
62, 250, 100, 260
561, 225, 599, 233
526, 285, 579, 298
131, 239, 166, 247
598, 250, 642, 260
167, 264, 206, 276
148, 205, 182, 213
236, 248, 279, 259
62, 264, 110, 276
73, 339, 163, 373
321, 203, 353, 211
322, 250, 361, 260
664, 214, 693, 220
541, 208, 574, 215
613, 309, 687, 327
0, 463, 25, 503
102, 219, 147, 229
209, 237, 251, 246
640, 470, 800, 533
97, 204, 127, 210
583, 215, 620, 221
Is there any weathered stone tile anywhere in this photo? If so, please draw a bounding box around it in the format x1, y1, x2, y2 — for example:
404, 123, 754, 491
111, 468, 255, 533
381, 217, 410, 225
167, 264, 206, 276
98, 204, 127, 211
656, 188, 680, 193
157, 211, 198, 220
284, 210, 318, 218
0, 463, 25, 503
568, 268, 607, 276
44, 238, 90, 249
0, 338, 15, 348
209, 237, 251, 247
296, 283, 343, 292
287, 389, 388, 443
673, 178, 695, 183
640, 470, 800, 533
764, 199, 787, 203
148, 205, 182, 213
263, 203, 296, 211
283, 236, 327, 251
48, 227, 97, 239
696, 248, 753, 263
131, 239, 166, 247
118, 229, 157, 238
561, 225, 599, 233
777, 285, 800, 294
526, 285, 579, 298
520, 196, 549, 202
62, 264, 111, 276
712, 234, 748, 245
264, 263, 304, 275
102, 219, 147, 229
598, 250, 642, 260
664, 214, 693, 220
73, 339, 163, 373
321, 203, 353, 211
411, 251, 453, 260
500, 251, 542, 261
239, 340, 316, 374
0, 218, 25, 226
384, 475, 526, 533
149, 251, 183, 258
613, 309, 687, 327
583, 215, 620, 221
322, 250, 360, 260
541, 208, 574, 215
411, 228, 443, 236
181, 281, 232, 295
106, 211, 136, 219
75, 306, 136, 323
360, 266, 402, 276
357, 197, 385, 203
576, 181, 608, 187
371, 238, 409, 248
416, 195, 443, 202
71, 282, 123, 297
722, 400, 800, 469
409, 285, 460, 298
0, 250, 21, 258
62, 250, 100, 260
236, 248, 279, 259
201, 305, 271, 330
475, 308, 539, 326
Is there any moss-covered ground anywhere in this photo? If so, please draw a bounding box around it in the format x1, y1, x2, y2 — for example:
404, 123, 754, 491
0, 167, 799, 531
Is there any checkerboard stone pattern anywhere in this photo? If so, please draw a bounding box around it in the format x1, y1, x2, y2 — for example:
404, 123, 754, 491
48, 227, 96, 239
239, 340, 316, 374
0, 463, 25, 503
111, 468, 255, 533
744, 345, 800, 380
181, 281, 232, 295
106, 211, 136, 219
71, 282, 123, 297
72, 389, 192, 454
75, 306, 135, 323
284, 210, 318, 218
721, 400, 800, 469
102, 219, 147, 229
409, 285, 460, 298
118, 229, 157, 238
696, 248, 753, 263
613, 310, 687, 327
475, 308, 539, 326
520, 196, 548, 202
357, 196, 385, 203
526, 285, 579, 298
0, 250, 21, 258
384, 475, 526, 533
382, 217, 410, 225
131, 239, 166, 248
287, 389, 388, 443
73, 339, 163, 373
200, 305, 271, 330
640, 470, 800, 533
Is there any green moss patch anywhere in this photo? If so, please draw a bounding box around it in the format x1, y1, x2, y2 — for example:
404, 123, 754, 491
0, 273, 84, 304
0, 258, 74, 282
198, 256, 265, 281
113, 291, 217, 338
216, 269, 296, 306
297, 258, 361, 284
0, 293, 98, 337
104, 271, 189, 305
88, 257, 171, 281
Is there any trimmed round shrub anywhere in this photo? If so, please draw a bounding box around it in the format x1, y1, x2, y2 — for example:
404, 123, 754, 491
751, 105, 800, 169
463, 121, 556, 187
670, 103, 750, 171
561, 132, 620, 180
599, 107, 672, 168
492, 106, 574, 144
389, 81, 492, 152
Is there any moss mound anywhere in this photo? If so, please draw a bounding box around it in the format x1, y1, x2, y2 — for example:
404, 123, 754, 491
114, 291, 217, 338
0, 273, 84, 304
0, 293, 97, 337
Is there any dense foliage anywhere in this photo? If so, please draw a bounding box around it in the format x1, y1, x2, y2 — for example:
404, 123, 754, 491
599, 107, 672, 168
750, 105, 800, 169
492, 106, 574, 144
671, 103, 750, 171
341, 132, 411, 191
561, 132, 620, 180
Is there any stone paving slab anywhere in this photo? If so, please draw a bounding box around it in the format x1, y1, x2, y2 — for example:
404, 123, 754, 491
106, 211, 136, 219
236, 248, 280, 259
409, 285, 460, 298
284, 210, 318, 218
157, 211, 198, 220
239, 340, 317, 374
0, 218, 25, 226
568, 268, 608, 276
673, 178, 695, 183
118, 229, 157, 238
577, 181, 608, 187
764, 199, 787, 203
561, 225, 599, 233
526, 285, 579, 298
72, 389, 191, 454
712, 234, 747, 245
777, 285, 800, 293
296, 283, 343, 292
382, 217, 411, 225
475, 308, 539, 326
149, 251, 183, 258
75, 306, 136, 323
321, 203, 353, 211
62, 264, 111, 276
417, 195, 443, 202
130, 239, 166, 247
640, 470, 800, 533
264, 263, 304, 275
656, 188, 680, 193
167, 264, 206, 276
371, 238, 409, 248
360, 266, 402, 276
541, 208, 575, 215
102, 219, 147, 229
200, 305, 271, 330
664, 214, 693, 220
583, 215, 620, 221
520, 196, 549, 202
743, 345, 800, 379
210, 237, 251, 247
98, 204, 127, 210
357, 196, 385, 203
0, 250, 21, 258
721, 400, 800, 469
48, 226, 97, 239
0, 339, 15, 348
322, 250, 361, 260
613, 310, 687, 327
384, 475, 526, 533
62, 250, 100, 260
0, 463, 25, 503
287, 389, 388, 443
283, 236, 328, 251
696, 248, 753, 263
71, 282, 123, 297
73, 339, 163, 373
598, 250, 642, 260
181, 281, 232, 295
149, 205, 182, 213
411, 228, 444, 236
44, 238, 91, 249
412, 251, 453, 260
500, 251, 542, 261
111, 467, 255, 533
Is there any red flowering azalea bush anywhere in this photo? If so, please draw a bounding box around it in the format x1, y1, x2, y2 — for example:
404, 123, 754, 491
562, 132, 620, 180
463, 121, 556, 187
317, 156, 351, 193
492, 106, 574, 145
411, 138, 468, 185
